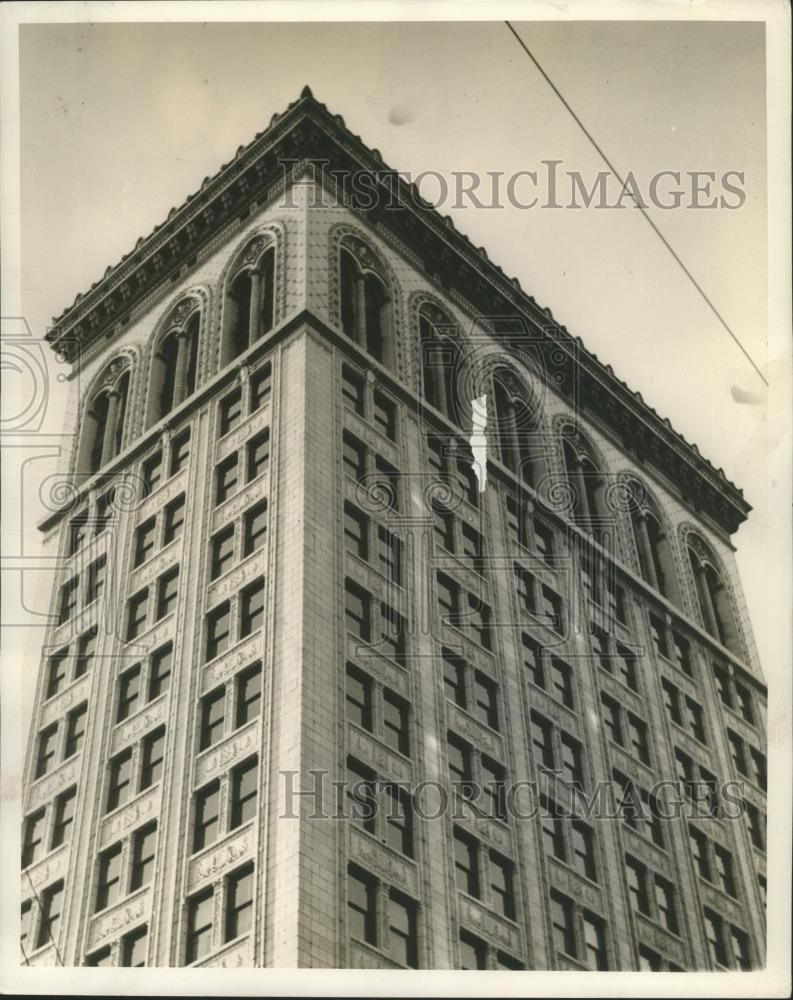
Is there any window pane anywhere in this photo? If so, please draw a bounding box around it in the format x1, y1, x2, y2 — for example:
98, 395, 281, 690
388, 890, 417, 967
163, 494, 186, 544
235, 664, 262, 727
193, 782, 220, 852
382, 690, 409, 755
345, 664, 372, 730
247, 430, 270, 481
186, 889, 214, 963
347, 864, 376, 945
130, 823, 157, 890
140, 728, 166, 789
230, 757, 258, 828
243, 500, 268, 556
148, 643, 173, 700
51, 787, 77, 849
206, 602, 231, 661
225, 866, 254, 940
121, 926, 148, 967
240, 580, 265, 636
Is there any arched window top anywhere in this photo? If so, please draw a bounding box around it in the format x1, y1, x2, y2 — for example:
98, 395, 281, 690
560, 422, 603, 473
221, 234, 277, 366
230, 233, 276, 280
146, 295, 203, 427
685, 529, 738, 651
78, 354, 133, 475
156, 294, 201, 346
340, 234, 390, 287
687, 532, 721, 574
418, 301, 458, 338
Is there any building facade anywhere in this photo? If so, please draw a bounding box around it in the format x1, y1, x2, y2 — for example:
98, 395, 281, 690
20, 88, 767, 970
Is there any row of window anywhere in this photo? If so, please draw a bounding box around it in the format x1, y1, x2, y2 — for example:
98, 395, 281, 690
345, 663, 410, 756
184, 863, 255, 964
689, 824, 738, 898
44, 627, 97, 699
58, 556, 106, 624
433, 504, 483, 576
342, 431, 400, 510
95, 823, 158, 912
217, 362, 271, 438
346, 757, 413, 858
127, 566, 180, 639
193, 756, 258, 854
344, 578, 406, 662
344, 502, 402, 585
436, 572, 492, 651
625, 852, 678, 934
514, 564, 563, 635
342, 364, 397, 442
347, 863, 418, 968
34, 703, 87, 779
134, 494, 186, 567
22, 786, 77, 868
452, 826, 516, 920
106, 727, 166, 813
210, 500, 268, 580
726, 729, 766, 792
214, 429, 270, 506
116, 642, 173, 722
205, 578, 265, 662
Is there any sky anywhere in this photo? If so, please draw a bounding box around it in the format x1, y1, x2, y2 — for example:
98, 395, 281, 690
6, 16, 778, 717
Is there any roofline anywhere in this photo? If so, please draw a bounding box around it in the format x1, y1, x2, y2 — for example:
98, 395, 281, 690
44, 86, 751, 532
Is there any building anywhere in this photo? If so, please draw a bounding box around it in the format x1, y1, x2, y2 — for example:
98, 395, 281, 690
20, 86, 767, 970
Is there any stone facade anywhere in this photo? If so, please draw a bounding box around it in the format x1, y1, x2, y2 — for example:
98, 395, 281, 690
21, 89, 765, 971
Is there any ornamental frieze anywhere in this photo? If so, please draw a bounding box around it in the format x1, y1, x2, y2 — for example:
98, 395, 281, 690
110, 697, 167, 754
40, 675, 91, 728
211, 480, 269, 534
698, 878, 746, 926
188, 826, 253, 891
620, 825, 670, 873
23, 846, 69, 892
100, 786, 160, 846
548, 857, 603, 908
348, 728, 412, 784
201, 634, 265, 692
207, 550, 266, 604
345, 646, 410, 699
197, 936, 252, 968
350, 827, 418, 896
194, 722, 260, 786
446, 703, 502, 760
88, 887, 150, 949
457, 895, 521, 953
634, 912, 687, 963
609, 742, 655, 783
343, 412, 400, 465
350, 940, 399, 969
27, 760, 79, 811
524, 685, 579, 733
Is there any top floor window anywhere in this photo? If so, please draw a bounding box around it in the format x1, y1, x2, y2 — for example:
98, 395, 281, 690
687, 536, 738, 652
77, 359, 131, 475
418, 302, 462, 425
492, 368, 537, 485
222, 238, 275, 365
339, 236, 395, 371
147, 298, 200, 427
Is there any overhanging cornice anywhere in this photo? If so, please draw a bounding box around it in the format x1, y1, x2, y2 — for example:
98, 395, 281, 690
45, 87, 751, 534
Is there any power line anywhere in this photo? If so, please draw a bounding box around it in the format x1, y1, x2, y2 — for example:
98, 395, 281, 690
504, 21, 768, 389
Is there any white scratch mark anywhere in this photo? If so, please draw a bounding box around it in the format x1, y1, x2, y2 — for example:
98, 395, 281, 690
470, 395, 488, 493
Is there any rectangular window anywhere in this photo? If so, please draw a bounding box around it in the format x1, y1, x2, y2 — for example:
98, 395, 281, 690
727, 730, 747, 775
242, 500, 268, 556
105, 673, 133, 739
459, 930, 487, 970
714, 844, 736, 897
481, 756, 506, 821
550, 890, 576, 957
750, 748, 767, 791
35, 724, 59, 778
489, 851, 515, 920
442, 652, 466, 708
74, 628, 97, 678
63, 703, 87, 758
689, 825, 711, 880
342, 432, 366, 480
121, 925, 148, 967
37, 881, 65, 949
200, 688, 225, 751
460, 523, 483, 574
639, 945, 662, 971
163, 494, 186, 544
225, 865, 254, 941
627, 713, 650, 764
219, 387, 243, 436
186, 888, 214, 964
384, 784, 413, 857
249, 363, 272, 412
170, 429, 191, 475
734, 682, 755, 724
522, 634, 544, 688
582, 912, 608, 970
51, 786, 77, 849
560, 733, 583, 785
205, 601, 231, 661
550, 657, 574, 709
505, 494, 528, 549
433, 505, 454, 552
453, 826, 479, 895
373, 390, 396, 440
704, 908, 727, 967
672, 633, 692, 676
662, 678, 682, 724
615, 644, 638, 691
436, 572, 458, 622
496, 951, 525, 970
374, 454, 399, 511
654, 876, 678, 933
126, 589, 149, 640
215, 454, 239, 505
342, 365, 365, 415
155, 566, 179, 620
541, 799, 566, 861
193, 781, 220, 853
541, 585, 562, 633
572, 821, 597, 881
388, 889, 418, 967
148, 643, 172, 700
135, 517, 157, 567
347, 864, 376, 945
142, 452, 163, 495
346, 756, 377, 833
46, 648, 69, 699
344, 502, 368, 560
247, 430, 270, 481
106, 749, 133, 812
95, 843, 123, 911
211, 526, 236, 580
69, 508, 89, 555
130, 823, 157, 891
530, 711, 554, 769
447, 732, 473, 785
240, 579, 265, 636
515, 565, 535, 615
379, 602, 406, 661
649, 614, 669, 658
230, 757, 258, 828
534, 518, 555, 564
377, 526, 401, 584
625, 856, 650, 915
85, 556, 106, 605
685, 697, 707, 743
344, 579, 370, 641
467, 594, 492, 651
59, 577, 79, 624
140, 727, 165, 790
383, 689, 410, 756
472, 671, 499, 730
730, 926, 751, 970
235, 663, 262, 727
345, 663, 373, 731
22, 809, 46, 868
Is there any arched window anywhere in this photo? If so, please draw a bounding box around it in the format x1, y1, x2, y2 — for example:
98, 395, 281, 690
687, 537, 737, 651
78, 359, 132, 475
562, 433, 605, 532
624, 482, 677, 600
147, 300, 201, 427
492, 368, 538, 485
339, 237, 395, 370
222, 239, 275, 365
418, 303, 460, 424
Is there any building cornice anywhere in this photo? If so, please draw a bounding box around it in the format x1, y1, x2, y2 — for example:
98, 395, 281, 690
45, 87, 750, 534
